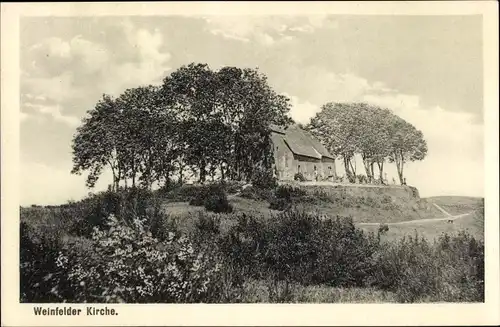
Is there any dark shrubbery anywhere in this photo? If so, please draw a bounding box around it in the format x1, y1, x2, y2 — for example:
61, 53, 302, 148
20, 188, 485, 304
369, 231, 484, 302
219, 210, 380, 288
251, 168, 278, 190
240, 186, 274, 202
294, 172, 306, 181
204, 191, 233, 214
184, 184, 233, 213
269, 185, 308, 210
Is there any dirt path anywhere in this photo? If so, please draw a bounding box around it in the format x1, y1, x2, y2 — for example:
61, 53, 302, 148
357, 210, 474, 226
432, 203, 453, 217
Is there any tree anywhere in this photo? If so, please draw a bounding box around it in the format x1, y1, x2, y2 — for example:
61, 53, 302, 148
71, 94, 122, 190
388, 117, 428, 184
161, 63, 292, 183
306, 103, 365, 182
306, 102, 427, 185
73, 62, 293, 189
356, 105, 394, 183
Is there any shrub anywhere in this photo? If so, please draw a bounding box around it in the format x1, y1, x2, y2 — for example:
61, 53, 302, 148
20, 221, 72, 302
168, 184, 207, 202
369, 231, 484, 302
219, 180, 244, 195
268, 185, 308, 210
275, 185, 307, 199
378, 223, 390, 235
188, 187, 209, 206
269, 197, 291, 211
294, 172, 306, 182
251, 168, 277, 190
240, 186, 274, 202
219, 210, 380, 288
204, 192, 233, 214
58, 215, 225, 303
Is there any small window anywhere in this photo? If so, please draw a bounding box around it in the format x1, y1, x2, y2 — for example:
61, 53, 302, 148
298, 165, 301, 172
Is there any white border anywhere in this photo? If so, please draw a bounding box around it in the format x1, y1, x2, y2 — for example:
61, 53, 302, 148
2, 2, 499, 326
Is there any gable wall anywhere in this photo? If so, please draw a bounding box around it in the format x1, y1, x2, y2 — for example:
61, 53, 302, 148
271, 131, 337, 181
271, 133, 295, 180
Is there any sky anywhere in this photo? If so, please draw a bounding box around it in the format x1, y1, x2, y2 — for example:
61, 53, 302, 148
19, 15, 484, 205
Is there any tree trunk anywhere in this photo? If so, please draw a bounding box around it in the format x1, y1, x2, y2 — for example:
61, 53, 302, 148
220, 163, 225, 181
179, 163, 184, 185
164, 170, 170, 188
362, 155, 373, 182
394, 151, 404, 185
199, 161, 207, 184
377, 160, 384, 182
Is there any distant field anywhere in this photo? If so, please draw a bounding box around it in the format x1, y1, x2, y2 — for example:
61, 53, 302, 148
161, 193, 484, 242
358, 210, 484, 242
425, 196, 484, 216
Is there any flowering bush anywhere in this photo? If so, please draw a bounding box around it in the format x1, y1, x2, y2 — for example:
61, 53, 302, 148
57, 214, 223, 303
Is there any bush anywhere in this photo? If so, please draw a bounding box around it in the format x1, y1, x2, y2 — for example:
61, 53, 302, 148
240, 186, 274, 202
251, 168, 277, 190
294, 172, 306, 182
204, 192, 233, 214
20, 221, 70, 302
378, 223, 390, 235
219, 210, 379, 287
57, 215, 225, 303
268, 185, 308, 210
269, 197, 291, 211
370, 231, 484, 302
167, 184, 207, 202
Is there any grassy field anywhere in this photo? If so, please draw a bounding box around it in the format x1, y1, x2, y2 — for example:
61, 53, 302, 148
358, 210, 484, 242
162, 193, 484, 241
20, 186, 485, 303
425, 196, 484, 216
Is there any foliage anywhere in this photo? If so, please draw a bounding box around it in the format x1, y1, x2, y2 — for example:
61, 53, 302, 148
204, 191, 233, 214
72, 63, 293, 190
251, 167, 278, 190
21, 192, 484, 303
368, 231, 484, 302
239, 186, 274, 202
306, 102, 427, 184
55, 215, 225, 303
294, 172, 306, 181
20, 222, 70, 302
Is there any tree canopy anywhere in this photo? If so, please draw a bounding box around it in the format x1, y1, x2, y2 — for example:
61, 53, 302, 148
306, 102, 427, 184
71, 63, 292, 189
72, 63, 427, 190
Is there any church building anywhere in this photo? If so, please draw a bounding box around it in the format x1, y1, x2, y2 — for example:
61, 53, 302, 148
270, 124, 336, 181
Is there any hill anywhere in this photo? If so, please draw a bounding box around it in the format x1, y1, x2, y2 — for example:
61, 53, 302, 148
424, 196, 484, 215
161, 183, 483, 240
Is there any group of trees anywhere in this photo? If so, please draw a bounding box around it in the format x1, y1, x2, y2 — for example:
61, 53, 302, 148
306, 103, 428, 184
71, 63, 292, 191
71, 62, 427, 190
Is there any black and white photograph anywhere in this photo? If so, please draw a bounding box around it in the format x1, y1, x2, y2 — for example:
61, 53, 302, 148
2, 1, 499, 326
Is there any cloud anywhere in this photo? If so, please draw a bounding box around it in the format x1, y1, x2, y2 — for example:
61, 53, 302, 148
277, 68, 483, 197
202, 15, 337, 45
285, 93, 321, 124
21, 20, 172, 122
23, 102, 81, 127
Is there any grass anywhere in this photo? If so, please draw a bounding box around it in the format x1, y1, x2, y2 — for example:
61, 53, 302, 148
358, 211, 484, 242
425, 196, 484, 216
20, 186, 485, 304
241, 280, 397, 303
161, 191, 484, 242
